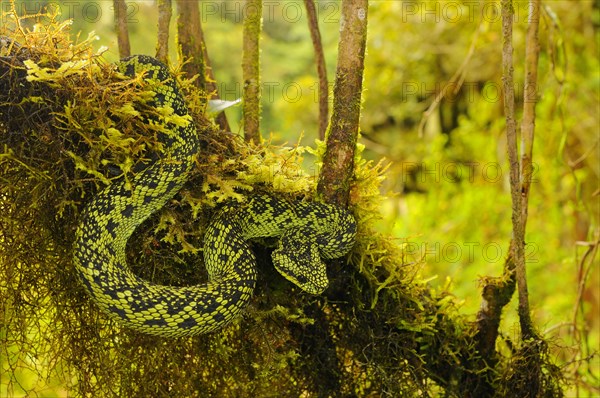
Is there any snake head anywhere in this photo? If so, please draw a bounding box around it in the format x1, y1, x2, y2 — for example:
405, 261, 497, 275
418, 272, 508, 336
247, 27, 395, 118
272, 227, 329, 295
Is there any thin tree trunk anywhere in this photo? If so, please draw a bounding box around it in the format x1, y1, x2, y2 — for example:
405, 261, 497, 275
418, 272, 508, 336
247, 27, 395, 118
204, 54, 232, 131
520, 0, 541, 230
200, 13, 231, 132
113, 0, 130, 58
304, 0, 329, 140
316, 0, 367, 206
242, 0, 262, 143
501, 0, 534, 339
470, 1, 543, 388
176, 0, 206, 91
156, 0, 172, 64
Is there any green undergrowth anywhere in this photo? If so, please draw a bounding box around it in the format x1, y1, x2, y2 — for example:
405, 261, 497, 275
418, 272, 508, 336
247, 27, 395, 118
0, 14, 564, 398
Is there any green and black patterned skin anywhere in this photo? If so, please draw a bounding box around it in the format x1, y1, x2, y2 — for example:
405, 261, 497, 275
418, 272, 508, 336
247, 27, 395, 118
73, 55, 356, 337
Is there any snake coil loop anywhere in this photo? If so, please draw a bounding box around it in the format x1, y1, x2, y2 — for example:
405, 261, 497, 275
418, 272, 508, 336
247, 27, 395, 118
73, 55, 356, 337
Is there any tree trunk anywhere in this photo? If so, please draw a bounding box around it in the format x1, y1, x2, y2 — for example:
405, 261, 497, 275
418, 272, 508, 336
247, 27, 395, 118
156, 0, 172, 63
501, 0, 535, 340
316, 0, 368, 206
520, 0, 541, 230
242, 0, 262, 143
113, 0, 130, 58
176, 0, 206, 91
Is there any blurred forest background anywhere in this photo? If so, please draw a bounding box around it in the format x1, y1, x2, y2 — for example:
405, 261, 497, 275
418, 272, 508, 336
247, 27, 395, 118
1, 0, 598, 396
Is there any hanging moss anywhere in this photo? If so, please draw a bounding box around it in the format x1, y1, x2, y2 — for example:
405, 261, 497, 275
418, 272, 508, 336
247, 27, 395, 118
0, 14, 565, 398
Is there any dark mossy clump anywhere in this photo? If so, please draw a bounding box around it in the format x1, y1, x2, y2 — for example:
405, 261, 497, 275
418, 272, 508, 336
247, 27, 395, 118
0, 17, 565, 398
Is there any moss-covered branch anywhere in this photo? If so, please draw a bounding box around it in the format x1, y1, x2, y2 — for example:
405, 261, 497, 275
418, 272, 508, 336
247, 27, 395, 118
176, 0, 206, 91
0, 8, 566, 397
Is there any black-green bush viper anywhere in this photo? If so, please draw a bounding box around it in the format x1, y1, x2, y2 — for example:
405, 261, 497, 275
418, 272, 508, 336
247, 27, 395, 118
73, 55, 356, 337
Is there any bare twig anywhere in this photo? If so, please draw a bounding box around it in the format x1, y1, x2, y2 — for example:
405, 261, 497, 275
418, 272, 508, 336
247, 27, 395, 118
501, 0, 534, 339
200, 26, 231, 132
472, 0, 544, 375
520, 0, 541, 229
304, 0, 329, 140
242, 0, 262, 143
572, 236, 599, 330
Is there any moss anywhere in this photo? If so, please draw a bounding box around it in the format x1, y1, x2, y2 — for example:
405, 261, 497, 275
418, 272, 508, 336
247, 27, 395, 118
0, 13, 566, 397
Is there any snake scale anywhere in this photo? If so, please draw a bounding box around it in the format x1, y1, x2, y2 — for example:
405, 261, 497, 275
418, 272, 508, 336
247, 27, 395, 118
73, 55, 357, 337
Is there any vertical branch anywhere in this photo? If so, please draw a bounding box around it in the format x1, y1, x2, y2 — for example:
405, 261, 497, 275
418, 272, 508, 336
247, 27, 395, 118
501, 0, 534, 339
176, 0, 206, 91
242, 0, 262, 143
174, 1, 229, 130
113, 0, 130, 58
470, 0, 542, 386
316, 0, 368, 206
520, 0, 541, 229
304, 0, 329, 140
200, 26, 231, 131
156, 0, 172, 64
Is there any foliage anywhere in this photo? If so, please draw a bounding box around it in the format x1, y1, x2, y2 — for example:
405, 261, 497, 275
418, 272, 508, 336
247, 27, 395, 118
1, 1, 597, 397
0, 15, 437, 397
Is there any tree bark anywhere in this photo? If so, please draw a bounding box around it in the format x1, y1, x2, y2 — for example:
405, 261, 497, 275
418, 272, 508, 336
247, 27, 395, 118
316, 0, 367, 206
156, 0, 172, 64
304, 0, 329, 140
520, 0, 541, 230
113, 0, 130, 58
200, 19, 231, 132
176, 0, 206, 91
501, 0, 534, 339
242, 0, 262, 143
300, 2, 367, 395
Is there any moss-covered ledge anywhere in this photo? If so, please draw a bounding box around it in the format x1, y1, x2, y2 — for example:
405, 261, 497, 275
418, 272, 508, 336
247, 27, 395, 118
0, 20, 563, 398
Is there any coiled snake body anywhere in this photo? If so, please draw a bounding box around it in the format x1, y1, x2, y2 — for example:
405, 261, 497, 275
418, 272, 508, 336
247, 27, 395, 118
73, 56, 356, 337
